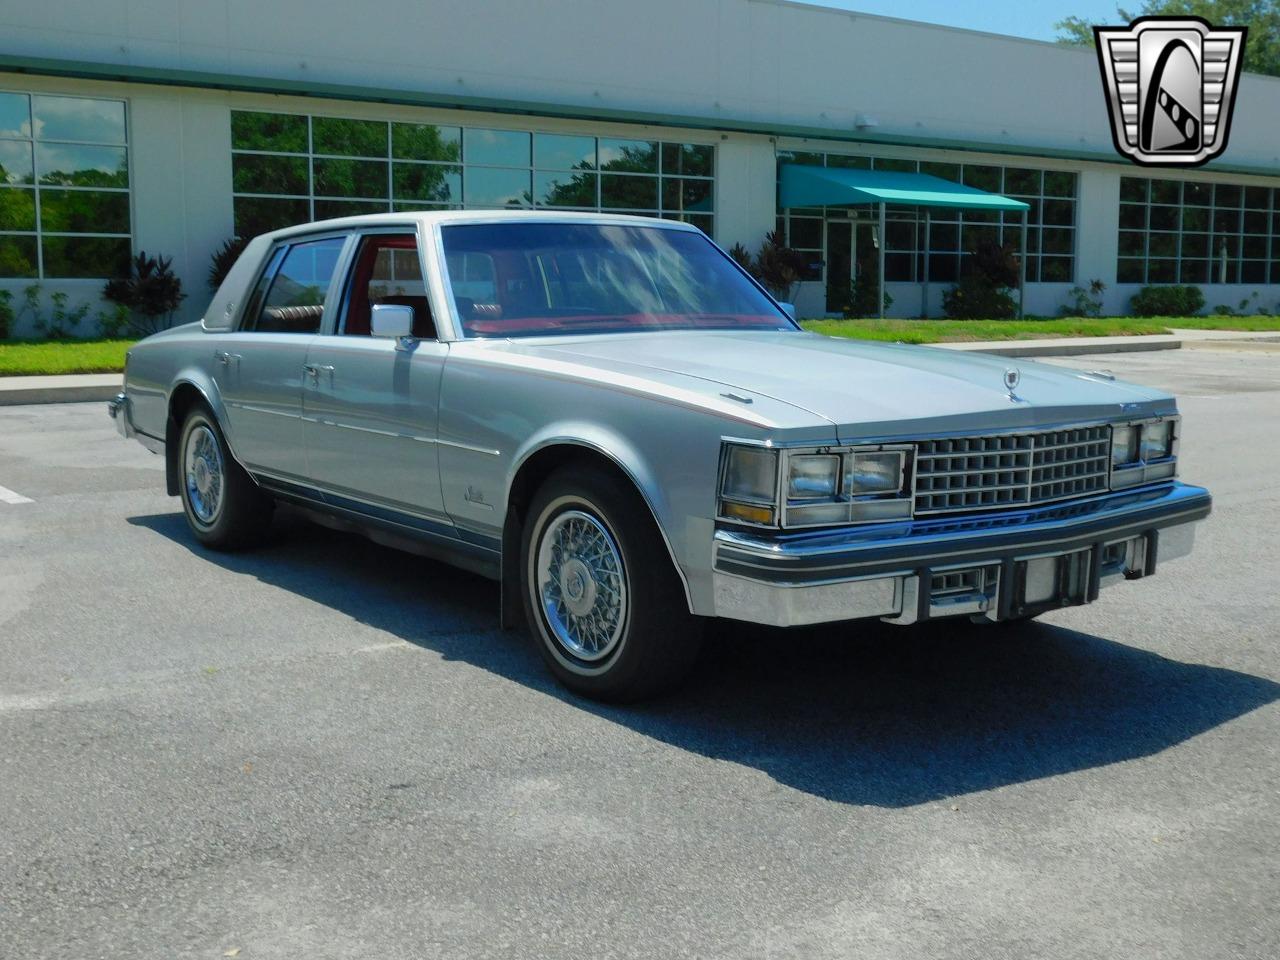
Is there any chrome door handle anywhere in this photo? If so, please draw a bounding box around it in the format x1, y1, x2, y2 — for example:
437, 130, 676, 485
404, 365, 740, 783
302, 363, 335, 380
214, 350, 241, 365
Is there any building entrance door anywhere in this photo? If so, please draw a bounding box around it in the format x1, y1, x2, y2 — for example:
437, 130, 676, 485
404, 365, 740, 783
825, 216, 879, 315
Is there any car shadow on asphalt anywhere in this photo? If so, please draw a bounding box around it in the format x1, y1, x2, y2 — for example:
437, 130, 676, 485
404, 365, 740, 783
132, 508, 1279, 808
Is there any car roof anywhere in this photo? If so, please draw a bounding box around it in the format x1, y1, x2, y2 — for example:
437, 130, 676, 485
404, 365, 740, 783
259, 208, 703, 243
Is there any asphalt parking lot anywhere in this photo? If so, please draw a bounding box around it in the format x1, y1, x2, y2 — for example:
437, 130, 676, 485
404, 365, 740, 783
1, 348, 1277, 960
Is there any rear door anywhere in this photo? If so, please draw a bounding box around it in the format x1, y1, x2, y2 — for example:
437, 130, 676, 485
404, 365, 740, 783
300, 229, 451, 522
214, 234, 348, 481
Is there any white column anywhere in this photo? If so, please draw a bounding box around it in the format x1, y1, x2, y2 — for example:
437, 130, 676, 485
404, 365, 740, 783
714, 134, 779, 252
1076, 167, 1122, 313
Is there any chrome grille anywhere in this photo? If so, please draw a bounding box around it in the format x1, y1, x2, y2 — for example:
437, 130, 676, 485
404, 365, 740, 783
914, 426, 1111, 515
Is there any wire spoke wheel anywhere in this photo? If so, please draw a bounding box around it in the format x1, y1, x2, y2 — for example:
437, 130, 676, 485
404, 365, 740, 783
183, 423, 224, 526
535, 509, 628, 662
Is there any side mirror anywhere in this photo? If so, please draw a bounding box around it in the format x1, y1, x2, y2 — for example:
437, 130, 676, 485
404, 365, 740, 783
778, 301, 797, 321
371, 303, 414, 339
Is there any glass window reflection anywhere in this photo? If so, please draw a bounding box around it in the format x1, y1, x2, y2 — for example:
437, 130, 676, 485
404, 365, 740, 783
32, 96, 126, 144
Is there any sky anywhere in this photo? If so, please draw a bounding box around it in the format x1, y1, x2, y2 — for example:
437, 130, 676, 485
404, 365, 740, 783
809, 1, 1127, 42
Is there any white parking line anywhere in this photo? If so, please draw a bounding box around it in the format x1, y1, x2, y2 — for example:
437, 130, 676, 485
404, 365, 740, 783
0, 484, 34, 504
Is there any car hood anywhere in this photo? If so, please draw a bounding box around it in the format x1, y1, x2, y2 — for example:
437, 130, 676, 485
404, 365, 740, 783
520, 330, 1175, 440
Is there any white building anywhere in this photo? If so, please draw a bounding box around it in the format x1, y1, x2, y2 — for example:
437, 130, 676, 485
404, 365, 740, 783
2, 0, 1279, 333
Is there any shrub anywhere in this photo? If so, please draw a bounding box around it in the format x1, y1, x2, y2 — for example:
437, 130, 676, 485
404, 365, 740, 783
103, 252, 187, 337
943, 239, 1020, 319
0, 289, 12, 340
731, 231, 807, 301
208, 236, 250, 291
1128, 284, 1205, 317
840, 271, 893, 318
1060, 279, 1106, 318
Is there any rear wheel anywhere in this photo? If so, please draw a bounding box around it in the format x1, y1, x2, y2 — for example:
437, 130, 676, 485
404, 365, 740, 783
520, 465, 703, 702
177, 404, 273, 549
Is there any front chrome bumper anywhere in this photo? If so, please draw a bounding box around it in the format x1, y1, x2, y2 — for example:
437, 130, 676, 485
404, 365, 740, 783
711, 481, 1211, 627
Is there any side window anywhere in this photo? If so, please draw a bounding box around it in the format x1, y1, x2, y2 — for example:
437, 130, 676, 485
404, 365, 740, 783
251, 236, 346, 334
343, 234, 436, 339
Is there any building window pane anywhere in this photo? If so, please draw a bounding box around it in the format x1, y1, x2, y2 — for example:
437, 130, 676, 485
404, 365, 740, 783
1041, 257, 1072, 281
41, 235, 131, 278
1182, 207, 1209, 231
313, 117, 386, 157
38, 189, 130, 234
1241, 260, 1266, 282
392, 124, 461, 162
1043, 171, 1076, 197
662, 177, 712, 215
0, 187, 36, 230
1181, 233, 1209, 258
874, 157, 917, 173
1042, 199, 1075, 226
535, 170, 596, 207
0, 93, 31, 138
828, 154, 871, 170
537, 134, 596, 171
1003, 168, 1040, 196
918, 160, 959, 181
1150, 179, 1179, 205
1180, 259, 1209, 283
1117, 258, 1145, 283
232, 111, 308, 153
36, 143, 128, 187
1118, 230, 1146, 256
1120, 177, 1147, 202
601, 173, 658, 210
0, 234, 37, 277
1183, 181, 1211, 206
662, 142, 712, 177
599, 139, 657, 174
1119, 203, 1146, 229
233, 196, 310, 238
313, 158, 388, 199
0, 140, 34, 184
682, 213, 714, 235
233, 154, 308, 196
466, 128, 531, 167
32, 96, 126, 144
394, 163, 461, 203
313, 198, 388, 220
466, 166, 531, 207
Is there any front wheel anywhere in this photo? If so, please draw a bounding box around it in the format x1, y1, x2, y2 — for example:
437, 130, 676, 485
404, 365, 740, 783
520, 465, 703, 702
177, 404, 273, 550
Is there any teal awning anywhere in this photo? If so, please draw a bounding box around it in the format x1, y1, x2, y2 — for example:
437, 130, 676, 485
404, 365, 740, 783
779, 164, 1030, 211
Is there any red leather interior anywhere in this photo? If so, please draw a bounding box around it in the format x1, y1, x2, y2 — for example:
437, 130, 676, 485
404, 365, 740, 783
345, 236, 436, 339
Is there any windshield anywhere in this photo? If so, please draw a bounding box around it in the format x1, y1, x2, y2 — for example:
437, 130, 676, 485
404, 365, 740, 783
440, 222, 795, 338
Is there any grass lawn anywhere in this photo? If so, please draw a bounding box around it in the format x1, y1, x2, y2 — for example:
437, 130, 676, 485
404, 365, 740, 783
1156, 315, 1280, 331
801, 317, 1173, 343
0, 339, 136, 376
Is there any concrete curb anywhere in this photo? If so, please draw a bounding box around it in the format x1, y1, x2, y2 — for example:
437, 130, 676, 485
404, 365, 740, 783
0, 374, 122, 406
936, 338, 1183, 358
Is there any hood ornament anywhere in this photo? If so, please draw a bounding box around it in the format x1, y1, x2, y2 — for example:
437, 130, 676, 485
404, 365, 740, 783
1003, 367, 1021, 400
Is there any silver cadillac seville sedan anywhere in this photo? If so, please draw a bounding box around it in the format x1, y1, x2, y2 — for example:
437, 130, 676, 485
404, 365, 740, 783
109, 211, 1211, 701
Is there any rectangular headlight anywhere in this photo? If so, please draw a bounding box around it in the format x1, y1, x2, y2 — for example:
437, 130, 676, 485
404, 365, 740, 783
1141, 420, 1173, 460
720, 445, 778, 504
844, 451, 905, 496
1111, 424, 1139, 466
788, 454, 840, 500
